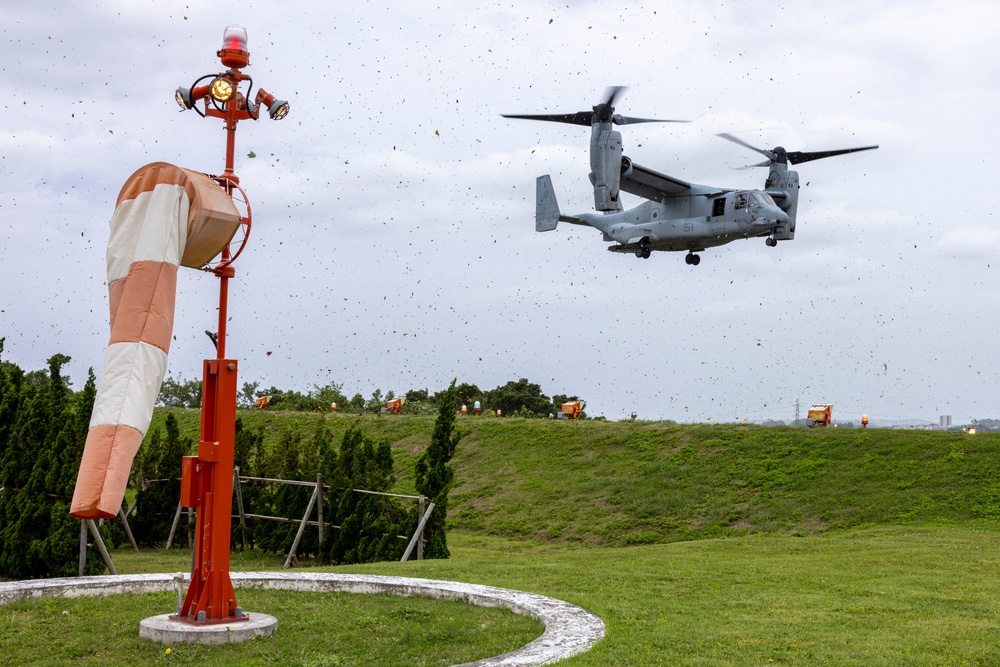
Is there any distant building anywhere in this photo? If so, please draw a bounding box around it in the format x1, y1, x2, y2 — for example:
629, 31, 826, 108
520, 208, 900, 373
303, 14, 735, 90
940, 415, 952, 428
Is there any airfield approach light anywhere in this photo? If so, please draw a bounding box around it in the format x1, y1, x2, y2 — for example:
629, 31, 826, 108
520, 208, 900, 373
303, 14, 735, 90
209, 76, 236, 103
175, 85, 210, 110
168, 24, 289, 630
255, 88, 290, 120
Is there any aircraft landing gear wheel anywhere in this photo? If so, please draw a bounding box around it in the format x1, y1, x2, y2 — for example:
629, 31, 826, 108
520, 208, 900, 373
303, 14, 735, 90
636, 247, 651, 259
765, 237, 777, 247
685, 253, 701, 266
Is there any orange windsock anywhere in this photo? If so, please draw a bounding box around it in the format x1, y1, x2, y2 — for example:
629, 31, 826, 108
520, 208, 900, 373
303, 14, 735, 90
70, 162, 241, 519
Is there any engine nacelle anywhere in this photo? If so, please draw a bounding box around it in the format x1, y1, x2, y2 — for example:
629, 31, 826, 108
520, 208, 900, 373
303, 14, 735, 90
590, 126, 622, 211
769, 169, 799, 241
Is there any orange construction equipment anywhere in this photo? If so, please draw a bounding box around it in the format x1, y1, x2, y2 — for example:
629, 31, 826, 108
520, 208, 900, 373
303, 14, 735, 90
385, 397, 405, 414
807, 404, 833, 427
254, 396, 270, 410
561, 400, 585, 419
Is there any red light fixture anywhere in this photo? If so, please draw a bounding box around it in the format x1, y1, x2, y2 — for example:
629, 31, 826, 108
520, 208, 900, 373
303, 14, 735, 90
218, 25, 249, 68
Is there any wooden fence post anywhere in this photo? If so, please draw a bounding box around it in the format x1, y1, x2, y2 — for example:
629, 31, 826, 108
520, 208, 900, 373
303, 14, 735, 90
401, 502, 435, 562
85, 519, 117, 575
117, 506, 139, 553
316, 473, 324, 545
283, 481, 321, 568
233, 466, 249, 550
165, 501, 183, 549
78, 520, 87, 576
417, 495, 426, 560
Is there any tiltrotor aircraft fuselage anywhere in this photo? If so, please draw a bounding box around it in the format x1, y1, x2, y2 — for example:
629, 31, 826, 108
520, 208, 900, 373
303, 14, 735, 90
505, 87, 877, 264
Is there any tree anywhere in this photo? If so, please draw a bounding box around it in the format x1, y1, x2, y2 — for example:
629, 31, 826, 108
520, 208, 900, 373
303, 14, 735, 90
405, 388, 429, 403
0, 352, 108, 578
238, 381, 260, 409
414, 379, 462, 559
320, 425, 407, 564
252, 426, 322, 557
364, 389, 385, 414
484, 378, 551, 417
157, 376, 202, 408
310, 381, 348, 411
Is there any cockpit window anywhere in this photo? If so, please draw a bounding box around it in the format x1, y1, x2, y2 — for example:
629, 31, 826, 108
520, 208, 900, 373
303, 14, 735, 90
749, 192, 776, 207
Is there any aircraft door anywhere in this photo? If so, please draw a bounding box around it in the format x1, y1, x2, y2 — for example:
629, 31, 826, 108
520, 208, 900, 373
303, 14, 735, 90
734, 192, 751, 232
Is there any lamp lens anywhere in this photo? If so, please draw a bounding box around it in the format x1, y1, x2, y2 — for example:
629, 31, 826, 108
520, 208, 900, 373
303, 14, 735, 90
271, 101, 290, 120
210, 77, 235, 103
222, 25, 248, 52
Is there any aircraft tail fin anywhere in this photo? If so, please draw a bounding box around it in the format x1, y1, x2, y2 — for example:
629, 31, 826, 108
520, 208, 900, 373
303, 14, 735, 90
535, 175, 561, 232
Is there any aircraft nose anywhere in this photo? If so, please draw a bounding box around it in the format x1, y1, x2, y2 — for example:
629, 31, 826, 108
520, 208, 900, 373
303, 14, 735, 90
770, 206, 789, 224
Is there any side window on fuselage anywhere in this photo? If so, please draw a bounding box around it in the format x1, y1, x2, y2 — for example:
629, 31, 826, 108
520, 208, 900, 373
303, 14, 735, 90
712, 198, 726, 217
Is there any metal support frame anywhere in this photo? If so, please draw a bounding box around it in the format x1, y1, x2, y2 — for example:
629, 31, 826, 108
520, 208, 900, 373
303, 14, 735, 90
172, 357, 245, 625
77, 519, 117, 576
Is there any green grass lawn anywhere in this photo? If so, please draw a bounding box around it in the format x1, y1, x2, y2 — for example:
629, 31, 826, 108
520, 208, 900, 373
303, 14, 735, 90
350, 525, 1000, 666
7, 524, 1000, 666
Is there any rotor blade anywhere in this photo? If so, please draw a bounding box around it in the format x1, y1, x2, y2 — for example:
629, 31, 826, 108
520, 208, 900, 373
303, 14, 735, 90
604, 85, 628, 108
734, 160, 772, 170
786, 145, 879, 164
501, 112, 594, 127
613, 114, 688, 125
716, 133, 775, 159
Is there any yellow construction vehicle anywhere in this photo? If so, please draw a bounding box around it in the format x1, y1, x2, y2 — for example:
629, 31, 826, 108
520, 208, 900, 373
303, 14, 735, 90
807, 404, 832, 427
561, 400, 585, 419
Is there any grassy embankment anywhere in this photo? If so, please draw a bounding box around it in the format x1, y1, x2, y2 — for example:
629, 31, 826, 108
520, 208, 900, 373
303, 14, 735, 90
154, 407, 1000, 546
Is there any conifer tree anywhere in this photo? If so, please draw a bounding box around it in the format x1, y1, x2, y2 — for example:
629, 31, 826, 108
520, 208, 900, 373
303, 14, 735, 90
131, 413, 190, 546
0, 353, 106, 578
414, 379, 462, 559
321, 425, 406, 564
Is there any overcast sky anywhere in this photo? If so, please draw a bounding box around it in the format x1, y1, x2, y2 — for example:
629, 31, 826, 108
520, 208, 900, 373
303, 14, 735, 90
2, 1, 998, 423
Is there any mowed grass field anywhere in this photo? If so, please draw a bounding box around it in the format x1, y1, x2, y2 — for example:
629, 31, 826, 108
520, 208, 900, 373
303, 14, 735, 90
7, 411, 1000, 665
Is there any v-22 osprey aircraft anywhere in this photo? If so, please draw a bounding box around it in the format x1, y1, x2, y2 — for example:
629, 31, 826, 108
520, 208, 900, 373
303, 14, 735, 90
504, 87, 878, 264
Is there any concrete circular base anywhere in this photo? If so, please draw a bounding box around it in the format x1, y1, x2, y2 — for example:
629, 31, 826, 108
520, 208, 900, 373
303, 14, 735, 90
139, 612, 277, 645
0, 572, 604, 665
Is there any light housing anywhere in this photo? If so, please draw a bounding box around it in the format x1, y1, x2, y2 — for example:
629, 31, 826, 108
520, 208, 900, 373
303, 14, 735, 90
175, 85, 209, 110
209, 76, 235, 103
218, 25, 249, 68
255, 88, 289, 120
